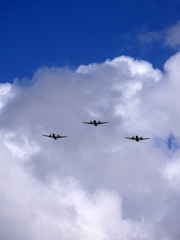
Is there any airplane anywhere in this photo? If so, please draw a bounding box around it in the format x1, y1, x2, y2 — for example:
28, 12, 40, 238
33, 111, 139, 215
82, 120, 108, 126
42, 133, 67, 140
124, 135, 150, 142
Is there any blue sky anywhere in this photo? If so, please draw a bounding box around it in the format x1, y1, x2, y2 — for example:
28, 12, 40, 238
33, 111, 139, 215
1, 0, 180, 82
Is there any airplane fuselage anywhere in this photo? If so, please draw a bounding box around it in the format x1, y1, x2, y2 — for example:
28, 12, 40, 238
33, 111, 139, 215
136, 136, 139, 141
128, 136, 142, 141
89, 120, 98, 126
93, 120, 98, 126
52, 133, 57, 140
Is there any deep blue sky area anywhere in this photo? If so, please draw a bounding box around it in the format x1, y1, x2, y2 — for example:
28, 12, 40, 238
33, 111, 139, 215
0, 0, 180, 82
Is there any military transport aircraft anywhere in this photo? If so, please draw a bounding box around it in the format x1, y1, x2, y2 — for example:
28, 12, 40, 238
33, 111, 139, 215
83, 120, 108, 126
125, 136, 150, 142
42, 133, 67, 140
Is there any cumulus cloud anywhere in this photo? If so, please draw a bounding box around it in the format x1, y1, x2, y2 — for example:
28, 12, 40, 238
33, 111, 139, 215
1, 53, 180, 239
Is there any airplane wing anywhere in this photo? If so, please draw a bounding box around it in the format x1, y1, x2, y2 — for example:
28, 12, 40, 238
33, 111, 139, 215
82, 122, 92, 124
42, 135, 52, 138
140, 138, 150, 140
57, 136, 67, 138
124, 137, 134, 140
98, 122, 108, 124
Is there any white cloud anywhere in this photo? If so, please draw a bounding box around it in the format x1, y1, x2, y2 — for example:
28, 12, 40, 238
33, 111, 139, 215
162, 159, 180, 189
3, 132, 40, 161
165, 21, 180, 49
138, 31, 162, 45
137, 20, 180, 50
0, 82, 14, 110
1, 53, 180, 239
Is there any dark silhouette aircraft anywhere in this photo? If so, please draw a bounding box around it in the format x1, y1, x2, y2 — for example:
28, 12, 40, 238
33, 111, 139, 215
83, 120, 108, 126
42, 133, 67, 140
125, 135, 150, 142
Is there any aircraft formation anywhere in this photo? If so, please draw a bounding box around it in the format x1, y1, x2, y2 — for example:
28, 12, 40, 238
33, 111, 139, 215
43, 120, 150, 141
